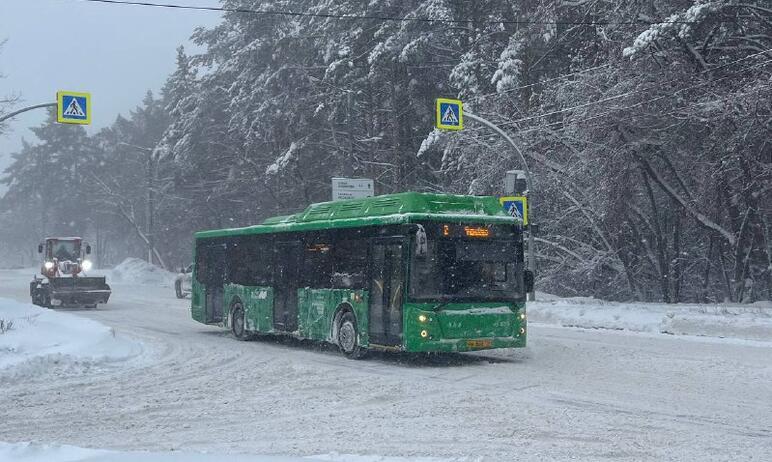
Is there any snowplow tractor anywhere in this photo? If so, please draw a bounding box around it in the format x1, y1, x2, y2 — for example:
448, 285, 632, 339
30, 237, 111, 308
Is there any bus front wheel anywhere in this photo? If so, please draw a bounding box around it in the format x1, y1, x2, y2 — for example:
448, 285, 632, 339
337, 311, 365, 359
231, 302, 248, 340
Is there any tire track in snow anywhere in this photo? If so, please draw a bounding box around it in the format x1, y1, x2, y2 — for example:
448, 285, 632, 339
1, 274, 771, 461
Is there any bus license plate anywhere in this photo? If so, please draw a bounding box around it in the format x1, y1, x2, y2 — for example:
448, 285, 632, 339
467, 339, 492, 349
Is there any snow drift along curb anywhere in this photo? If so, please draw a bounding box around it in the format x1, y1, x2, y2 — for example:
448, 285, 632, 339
528, 295, 772, 342
104, 257, 176, 286
0, 297, 141, 379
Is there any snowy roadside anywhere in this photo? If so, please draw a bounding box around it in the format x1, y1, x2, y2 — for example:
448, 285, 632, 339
0, 297, 142, 381
0, 442, 453, 462
98, 257, 177, 287
528, 293, 772, 342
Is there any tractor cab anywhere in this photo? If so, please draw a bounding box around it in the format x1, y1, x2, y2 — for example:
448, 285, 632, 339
38, 237, 93, 278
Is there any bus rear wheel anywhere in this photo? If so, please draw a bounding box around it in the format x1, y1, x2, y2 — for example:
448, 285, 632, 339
231, 303, 248, 340
337, 311, 365, 359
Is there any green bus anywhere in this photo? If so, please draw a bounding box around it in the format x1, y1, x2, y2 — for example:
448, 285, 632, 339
191, 192, 531, 358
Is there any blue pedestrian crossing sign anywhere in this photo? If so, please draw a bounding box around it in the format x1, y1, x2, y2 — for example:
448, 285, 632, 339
56, 91, 91, 125
435, 98, 463, 131
499, 196, 528, 225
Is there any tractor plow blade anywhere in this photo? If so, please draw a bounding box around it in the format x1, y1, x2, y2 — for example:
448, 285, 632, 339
48, 277, 111, 306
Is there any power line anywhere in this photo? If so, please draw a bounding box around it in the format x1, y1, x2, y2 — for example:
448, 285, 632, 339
477, 63, 616, 99
463, 84, 771, 187
77, 0, 747, 26
520, 70, 772, 135
496, 48, 772, 128
454, 58, 771, 158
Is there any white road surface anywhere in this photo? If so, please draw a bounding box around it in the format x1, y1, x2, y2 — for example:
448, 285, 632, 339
1, 269, 770, 461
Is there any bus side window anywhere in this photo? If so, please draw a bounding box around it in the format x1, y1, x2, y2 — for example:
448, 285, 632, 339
332, 239, 368, 289
301, 241, 333, 288
228, 237, 272, 286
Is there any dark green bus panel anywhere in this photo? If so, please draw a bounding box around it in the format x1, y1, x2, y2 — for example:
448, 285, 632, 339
190, 192, 528, 357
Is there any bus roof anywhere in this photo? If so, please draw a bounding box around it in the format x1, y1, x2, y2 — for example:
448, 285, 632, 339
195, 192, 517, 239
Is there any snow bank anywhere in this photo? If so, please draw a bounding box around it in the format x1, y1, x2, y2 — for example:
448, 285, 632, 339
0, 443, 451, 462
0, 298, 141, 380
105, 257, 176, 286
528, 294, 772, 342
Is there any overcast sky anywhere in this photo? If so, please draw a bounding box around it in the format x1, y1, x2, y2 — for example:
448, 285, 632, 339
0, 0, 221, 172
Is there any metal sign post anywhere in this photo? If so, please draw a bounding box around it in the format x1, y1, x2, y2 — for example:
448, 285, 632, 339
1, 91, 92, 125
435, 98, 536, 300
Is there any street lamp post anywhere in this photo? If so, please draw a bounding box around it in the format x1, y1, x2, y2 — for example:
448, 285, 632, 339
464, 110, 536, 301
0, 102, 57, 124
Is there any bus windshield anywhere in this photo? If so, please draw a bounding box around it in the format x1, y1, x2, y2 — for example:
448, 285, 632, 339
409, 237, 523, 302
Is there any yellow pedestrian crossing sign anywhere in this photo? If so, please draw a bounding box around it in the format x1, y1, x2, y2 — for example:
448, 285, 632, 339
435, 98, 463, 131
500, 196, 528, 225
57, 91, 91, 125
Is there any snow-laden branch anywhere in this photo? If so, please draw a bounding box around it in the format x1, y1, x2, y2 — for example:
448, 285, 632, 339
635, 155, 736, 246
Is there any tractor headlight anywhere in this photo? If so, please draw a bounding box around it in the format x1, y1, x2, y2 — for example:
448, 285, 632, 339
81, 260, 93, 271
44, 261, 54, 270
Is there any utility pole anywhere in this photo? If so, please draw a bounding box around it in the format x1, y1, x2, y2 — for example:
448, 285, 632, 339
146, 147, 154, 266
118, 142, 164, 269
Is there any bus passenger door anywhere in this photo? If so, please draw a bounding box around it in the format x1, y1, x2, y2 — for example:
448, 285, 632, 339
203, 242, 226, 324
274, 241, 301, 332
369, 240, 404, 346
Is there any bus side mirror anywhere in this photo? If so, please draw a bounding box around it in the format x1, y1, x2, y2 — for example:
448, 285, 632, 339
86, 245, 92, 255
524, 270, 534, 293
414, 224, 427, 258
38, 244, 43, 253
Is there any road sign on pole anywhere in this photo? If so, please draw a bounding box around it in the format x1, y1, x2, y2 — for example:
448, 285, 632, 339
332, 177, 374, 201
439, 104, 536, 300
56, 91, 91, 125
435, 98, 463, 131
499, 196, 528, 225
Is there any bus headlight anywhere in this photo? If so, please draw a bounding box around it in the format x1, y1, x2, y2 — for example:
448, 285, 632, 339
44, 261, 54, 270
82, 260, 93, 271
420, 330, 429, 338
418, 314, 428, 323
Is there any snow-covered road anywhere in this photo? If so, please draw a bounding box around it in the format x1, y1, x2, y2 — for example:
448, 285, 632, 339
1, 269, 770, 461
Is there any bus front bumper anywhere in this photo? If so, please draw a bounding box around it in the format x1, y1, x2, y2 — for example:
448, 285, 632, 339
405, 334, 526, 353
